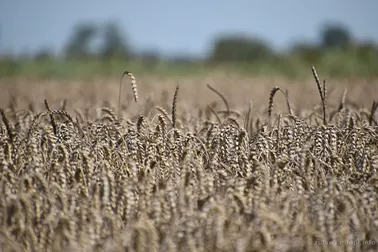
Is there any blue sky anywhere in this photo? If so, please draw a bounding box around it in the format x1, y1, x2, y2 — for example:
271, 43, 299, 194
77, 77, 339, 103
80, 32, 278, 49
0, 0, 377, 57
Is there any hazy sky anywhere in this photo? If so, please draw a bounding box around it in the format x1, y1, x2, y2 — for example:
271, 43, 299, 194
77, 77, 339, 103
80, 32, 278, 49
0, 0, 377, 57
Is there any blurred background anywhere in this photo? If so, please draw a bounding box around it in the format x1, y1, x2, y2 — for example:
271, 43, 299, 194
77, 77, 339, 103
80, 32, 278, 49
1, 0, 378, 79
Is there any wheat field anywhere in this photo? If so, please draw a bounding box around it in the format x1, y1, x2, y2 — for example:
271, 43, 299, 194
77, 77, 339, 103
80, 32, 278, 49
0, 70, 378, 252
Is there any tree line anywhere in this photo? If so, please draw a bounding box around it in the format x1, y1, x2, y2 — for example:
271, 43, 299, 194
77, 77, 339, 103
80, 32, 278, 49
6, 21, 378, 65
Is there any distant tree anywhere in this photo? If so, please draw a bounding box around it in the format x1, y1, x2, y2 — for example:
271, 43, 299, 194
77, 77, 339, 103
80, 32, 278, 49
320, 23, 353, 49
100, 22, 129, 60
210, 35, 273, 62
64, 23, 97, 59
34, 47, 54, 61
290, 42, 323, 64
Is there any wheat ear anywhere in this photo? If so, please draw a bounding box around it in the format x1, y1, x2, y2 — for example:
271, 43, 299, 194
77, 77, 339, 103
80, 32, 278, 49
322, 79, 327, 125
268, 87, 280, 117
311, 66, 327, 125
118, 71, 138, 119
268, 87, 292, 117
172, 84, 180, 128
0, 109, 13, 144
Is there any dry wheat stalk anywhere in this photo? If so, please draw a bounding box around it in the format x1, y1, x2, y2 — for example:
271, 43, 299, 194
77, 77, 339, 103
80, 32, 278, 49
172, 84, 180, 129
268, 86, 293, 117
0, 72, 377, 252
118, 71, 138, 119
311, 66, 327, 125
207, 84, 230, 119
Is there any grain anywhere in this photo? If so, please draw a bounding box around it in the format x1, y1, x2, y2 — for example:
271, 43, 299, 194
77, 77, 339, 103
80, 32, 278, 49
0, 70, 378, 252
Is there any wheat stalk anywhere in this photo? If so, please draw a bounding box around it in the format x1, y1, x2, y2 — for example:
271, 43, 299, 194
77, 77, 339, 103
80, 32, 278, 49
207, 84, 230, 118
118, 71, 138, 119
369, 100, 378, 126
1, 73, 378, 252
44, 99, 57, 136
311, 66, 327, 125
172, 84, 180, 129
268, 86, 293, 117
0, 109, 13, 144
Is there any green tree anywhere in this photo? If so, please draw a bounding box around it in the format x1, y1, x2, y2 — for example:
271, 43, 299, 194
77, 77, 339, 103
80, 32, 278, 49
64, 23, 97, 59
321, 23, 352, 49
210, 35, 273, 62
100, 22, 129, 60
34, 47, 54, 61
290, 42, 323, 65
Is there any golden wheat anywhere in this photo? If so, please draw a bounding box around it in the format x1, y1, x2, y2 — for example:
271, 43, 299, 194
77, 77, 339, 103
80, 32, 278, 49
0, 70, 377, 252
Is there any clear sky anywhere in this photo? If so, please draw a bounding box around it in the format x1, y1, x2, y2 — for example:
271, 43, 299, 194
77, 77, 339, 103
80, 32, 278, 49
0, 0, 377, 57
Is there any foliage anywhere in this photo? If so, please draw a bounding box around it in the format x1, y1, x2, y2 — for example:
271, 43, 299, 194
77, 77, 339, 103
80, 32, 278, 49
289, 42, 323, 66
1, 21, 378, 79
210, 34, 274, 62
34, 47, 55, 62
100, 21, 129, 60
64, 23, 98, 60
63, 21, 129, 61
0, 58, 21, 77
321, 23, 353, 49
